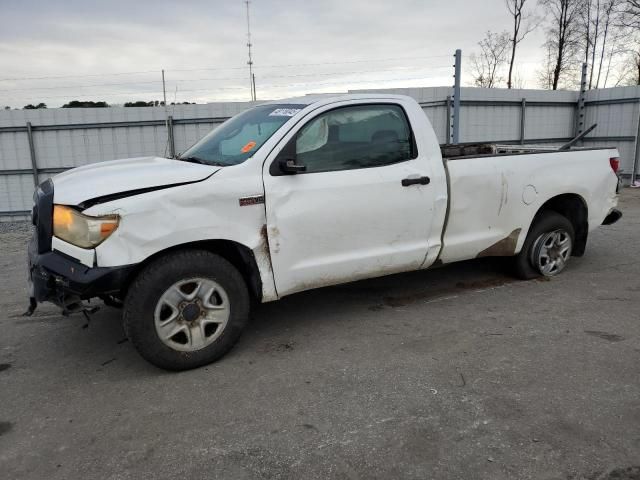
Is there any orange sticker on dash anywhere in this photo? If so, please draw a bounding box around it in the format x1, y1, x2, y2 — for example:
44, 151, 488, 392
241, 141, 257, 153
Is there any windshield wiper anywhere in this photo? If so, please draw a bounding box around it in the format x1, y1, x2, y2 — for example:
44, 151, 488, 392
178, 156, 208, 165
178, 156, 228, 167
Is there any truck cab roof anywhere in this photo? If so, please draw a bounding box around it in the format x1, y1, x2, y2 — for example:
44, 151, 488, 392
264, 93, 415, 107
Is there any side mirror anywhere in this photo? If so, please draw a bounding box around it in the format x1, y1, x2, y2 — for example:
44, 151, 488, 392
279, 158, 306, 174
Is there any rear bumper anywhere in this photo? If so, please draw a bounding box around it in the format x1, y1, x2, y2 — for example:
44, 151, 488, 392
28, 235, 134, 306
602, 208, 622, 226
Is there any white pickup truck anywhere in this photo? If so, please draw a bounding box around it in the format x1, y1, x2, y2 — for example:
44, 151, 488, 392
27, 94, 622, 370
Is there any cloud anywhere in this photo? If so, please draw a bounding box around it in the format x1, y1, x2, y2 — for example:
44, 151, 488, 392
0, 0, 549, 108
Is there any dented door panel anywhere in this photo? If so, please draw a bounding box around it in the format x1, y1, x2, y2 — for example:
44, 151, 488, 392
264, 163, 434, 296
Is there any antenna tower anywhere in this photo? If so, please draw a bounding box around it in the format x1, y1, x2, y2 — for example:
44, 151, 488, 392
245, 1, 256, 101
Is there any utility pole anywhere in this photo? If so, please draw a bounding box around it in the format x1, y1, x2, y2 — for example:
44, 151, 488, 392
162, 69, 175, 158
245, 0, 256, 101
162, 69, 167, 107
252, 73, 257, 102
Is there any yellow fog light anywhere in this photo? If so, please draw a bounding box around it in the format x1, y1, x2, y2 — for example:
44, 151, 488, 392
53, 205, 119, 249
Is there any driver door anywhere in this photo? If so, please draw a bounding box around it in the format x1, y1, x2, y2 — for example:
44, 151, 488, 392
262, 101, 436, 297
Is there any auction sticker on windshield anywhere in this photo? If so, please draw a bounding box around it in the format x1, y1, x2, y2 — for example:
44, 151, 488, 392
241, 141, 257, 153
269, 108, 301, 117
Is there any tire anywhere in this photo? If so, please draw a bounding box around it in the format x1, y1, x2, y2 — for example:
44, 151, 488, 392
123, 250, 250, 371
514, 211, 575, 280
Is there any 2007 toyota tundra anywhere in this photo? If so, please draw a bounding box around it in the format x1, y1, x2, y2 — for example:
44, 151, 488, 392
27, 94, 622, 370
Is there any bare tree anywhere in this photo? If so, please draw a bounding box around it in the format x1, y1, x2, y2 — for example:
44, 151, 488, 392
580, 0, 625, 88
581, 0, 593, 70
505, 0, 537, 88
594, 1, 624, 87
620, 0, 640, 27
589, 0, 601, 88
470, 31, 511, 87
614, 1, 640, 84
538, 42, 558, 87
601, 34, 625, 87
614, 48, 640, 84
539, 0, 585, 89
629, 49, 640, 84
511, 68, 528, 88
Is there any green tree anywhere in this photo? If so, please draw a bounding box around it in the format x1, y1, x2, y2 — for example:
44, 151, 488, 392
23, 102, 47, 109
62, 100, 109, 108
124, 100, 165, 107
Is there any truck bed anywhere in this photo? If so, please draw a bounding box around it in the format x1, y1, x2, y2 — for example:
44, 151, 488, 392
437, 147, 619, 265
440, 144, 614, 159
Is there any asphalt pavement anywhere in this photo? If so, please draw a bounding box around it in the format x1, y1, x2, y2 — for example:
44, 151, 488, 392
1, 190, 639, 480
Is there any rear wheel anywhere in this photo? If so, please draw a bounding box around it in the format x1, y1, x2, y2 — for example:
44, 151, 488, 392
123, 250, 250, 370
514, 212, 575, 280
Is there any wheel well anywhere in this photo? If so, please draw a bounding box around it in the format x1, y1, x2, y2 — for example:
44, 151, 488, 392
120, 240, 263, 302
535, 194, 588, 256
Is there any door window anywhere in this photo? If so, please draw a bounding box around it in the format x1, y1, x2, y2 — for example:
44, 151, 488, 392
294, 104, 415, 173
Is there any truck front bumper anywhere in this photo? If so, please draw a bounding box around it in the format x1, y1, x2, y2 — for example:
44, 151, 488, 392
28, 234, 134, 307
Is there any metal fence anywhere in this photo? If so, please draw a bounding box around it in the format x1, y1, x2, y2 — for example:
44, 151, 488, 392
1, 85, 639, 220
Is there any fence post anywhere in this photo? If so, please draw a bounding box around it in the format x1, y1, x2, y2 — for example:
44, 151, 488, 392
445, 95, 452, 144
575, 63, 588, 139
520, 98, 527, 145
25, 122, 39, 187
451, 49, 462, 144
632, 104, 640, 186
167, 115, 176, 158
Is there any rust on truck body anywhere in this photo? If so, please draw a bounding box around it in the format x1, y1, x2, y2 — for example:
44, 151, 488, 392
476, 228, 522, 258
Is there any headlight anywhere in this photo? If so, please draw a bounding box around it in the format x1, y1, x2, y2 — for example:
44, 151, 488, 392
53, 205, 119, 249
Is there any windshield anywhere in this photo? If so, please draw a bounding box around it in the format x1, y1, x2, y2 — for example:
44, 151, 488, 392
179, 104, 304, 166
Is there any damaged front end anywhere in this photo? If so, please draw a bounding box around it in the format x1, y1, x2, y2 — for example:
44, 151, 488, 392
26, 179, 133, 316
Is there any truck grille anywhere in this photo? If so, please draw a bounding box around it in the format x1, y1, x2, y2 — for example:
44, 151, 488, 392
32, 179, 54, 254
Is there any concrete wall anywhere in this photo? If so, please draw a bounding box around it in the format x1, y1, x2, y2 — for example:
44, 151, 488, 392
1, 85, 639, 220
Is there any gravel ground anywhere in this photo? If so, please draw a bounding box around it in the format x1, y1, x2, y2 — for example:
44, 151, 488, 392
0, 221, 32, 235
0, 190, 639, 480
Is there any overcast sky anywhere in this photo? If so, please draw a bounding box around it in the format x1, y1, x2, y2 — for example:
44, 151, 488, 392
0, 0, 550, 108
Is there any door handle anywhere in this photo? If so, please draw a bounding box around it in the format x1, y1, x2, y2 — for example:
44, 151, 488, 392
401, 176, 430, 187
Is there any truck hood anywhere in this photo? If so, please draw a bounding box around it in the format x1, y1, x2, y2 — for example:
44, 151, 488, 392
52, 156, 219, 207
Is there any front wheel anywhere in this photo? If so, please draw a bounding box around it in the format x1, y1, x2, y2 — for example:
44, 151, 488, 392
123, 250, 250, 371
514, 212, 575, 280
